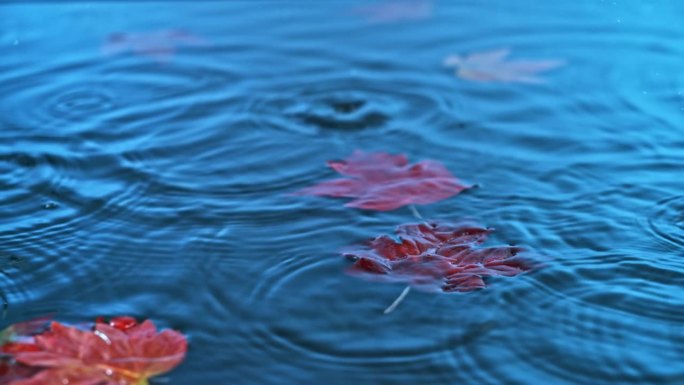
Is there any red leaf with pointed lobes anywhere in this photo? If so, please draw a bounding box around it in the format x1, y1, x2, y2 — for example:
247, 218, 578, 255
343, 221, 531, 292
296, 151, 471, 211
102, 29, 208, 63
352, 0, 433, 24
8, 319, 187, 385
443, 48, 564, 84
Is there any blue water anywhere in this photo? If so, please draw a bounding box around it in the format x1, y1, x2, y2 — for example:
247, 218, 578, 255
1, 1, 683, 384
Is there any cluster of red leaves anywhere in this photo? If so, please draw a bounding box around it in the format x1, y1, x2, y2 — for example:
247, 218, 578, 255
296, 150, 470, 211
296, 151, 534, 293
0, 317, 186, 385
343, 221, 529, 292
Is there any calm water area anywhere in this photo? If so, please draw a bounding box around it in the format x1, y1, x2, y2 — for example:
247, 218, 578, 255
1, 1, 683, 384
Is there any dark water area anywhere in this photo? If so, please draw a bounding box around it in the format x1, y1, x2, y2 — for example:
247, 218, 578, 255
1, 1, 683, 384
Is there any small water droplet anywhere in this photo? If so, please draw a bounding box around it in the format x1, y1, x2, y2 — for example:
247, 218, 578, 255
216, 227, 231, 237
332, 100, 365, 114
42, 202, 59, 210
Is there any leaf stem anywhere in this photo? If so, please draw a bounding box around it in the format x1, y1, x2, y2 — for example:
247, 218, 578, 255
383, 286, 411, 315
408, 205, 423, 220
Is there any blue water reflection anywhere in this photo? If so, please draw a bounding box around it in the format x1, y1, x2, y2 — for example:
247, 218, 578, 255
1, 1, 683, 384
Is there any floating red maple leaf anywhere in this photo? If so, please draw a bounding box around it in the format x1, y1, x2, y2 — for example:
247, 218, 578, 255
443, 48, 564, 83
102, 29, 207, 62
343, 221, 530, 292
1, 318, 186, 385
352, 0, 433, 24
296, 151, 470, 211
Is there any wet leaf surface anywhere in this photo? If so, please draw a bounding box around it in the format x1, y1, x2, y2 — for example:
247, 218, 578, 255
443, 48, 564, 83
352, 0, 433, 24
0, 318, 187, 385
102, 29, 207, 62
296, 151, 470, 211
343, 221, 530, 292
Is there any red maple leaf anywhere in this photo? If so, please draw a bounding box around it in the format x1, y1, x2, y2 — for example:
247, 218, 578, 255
295, 151, 470, 211
7, 320, 187, 385
352, 0, 433, 24
343, 221, 530, 292
101, 29, 207, 62
443, 48, 564, 84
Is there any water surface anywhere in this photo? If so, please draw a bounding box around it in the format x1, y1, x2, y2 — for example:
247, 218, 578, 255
1, 1, 683, 384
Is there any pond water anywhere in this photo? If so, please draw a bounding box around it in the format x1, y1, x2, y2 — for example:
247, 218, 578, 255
1, 1, 683, 384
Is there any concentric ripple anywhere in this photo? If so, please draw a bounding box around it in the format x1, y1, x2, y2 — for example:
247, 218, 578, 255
0, 149, 151, 235
0, 146, 170, 309
234, 221, 520, 381
0, 151, 88, 235
0, 251, 31, 312
245, 72, 457, 137
644, 196, 684, 250
1, 56, 120, 134
3, 1, 684, 384
1, 53, 238, 140
50, 88, 114, 120
464, 255, 684, 385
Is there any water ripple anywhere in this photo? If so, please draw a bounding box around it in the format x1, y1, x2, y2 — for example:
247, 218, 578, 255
236, 230, 513, 381
0, 147, 169, 309
644, 195, 684, 250
50, 88, 114, 120
471, 254, 684, 384
1, 52, 238, 141
2, 57, 121, 134
2, 2, 684, 384
244, 70, 457, 138
0, 252, 30, 312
